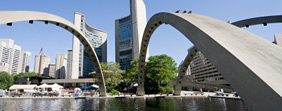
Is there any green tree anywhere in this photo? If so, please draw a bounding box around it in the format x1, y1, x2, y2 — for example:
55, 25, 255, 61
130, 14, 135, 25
18, 72, 39, 77
100, 62, 122, 92
214, 87, 218, 91
0, 71, 14, 89
145, 54, 177, 93
146, 54, 177, 85
122, 59, 139, 87
12, 72, 39, 84
203, 77, 207, 81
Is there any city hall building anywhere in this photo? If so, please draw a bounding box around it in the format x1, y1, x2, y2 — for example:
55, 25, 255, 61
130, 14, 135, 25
115, 0, 148, 70
70, 12, 107, 79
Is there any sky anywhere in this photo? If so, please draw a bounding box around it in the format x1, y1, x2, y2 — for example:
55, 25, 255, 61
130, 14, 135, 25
1, 0, 282, 71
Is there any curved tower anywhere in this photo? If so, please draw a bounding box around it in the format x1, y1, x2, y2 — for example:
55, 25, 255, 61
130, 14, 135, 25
71, 12, 107, 79
115, 0, 147, 70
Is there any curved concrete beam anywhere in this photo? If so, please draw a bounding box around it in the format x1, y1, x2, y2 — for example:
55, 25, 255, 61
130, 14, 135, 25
137, 12, 282, 110
174, 46, 198, 96
0, 11, 107, 96
176, 15, 282, 95
232, 15, 282, 27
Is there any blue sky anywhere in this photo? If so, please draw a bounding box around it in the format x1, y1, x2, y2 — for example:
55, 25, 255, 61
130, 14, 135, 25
1, 0, 282, 71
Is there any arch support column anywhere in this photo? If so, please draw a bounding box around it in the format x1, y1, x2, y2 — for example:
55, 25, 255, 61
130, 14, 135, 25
174, 46, 198, 96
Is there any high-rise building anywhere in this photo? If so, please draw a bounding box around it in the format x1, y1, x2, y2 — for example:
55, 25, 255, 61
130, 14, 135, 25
0, 39, 13, 73
0, 39, 29, 74
48, 64, 55, 78
34, 54, 50, 76
115, 0, 148, 70
189, 48, 224, 82
11, 45, 21, 74
19, 51, 31, 73
71, 12, 107, 79
55, 54, 67, 79
66, 49, 72, 79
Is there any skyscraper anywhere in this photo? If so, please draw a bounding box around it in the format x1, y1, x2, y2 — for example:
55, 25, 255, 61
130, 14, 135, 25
34, 54, 50, 76
11, 45, 21, 74
0, 39, 14, 73
71, 12, 107, 79
188, 46, 224, 82
66, 49, 72, 79
19, 51, 31, 73
48, 64, 55, 78
55, 54, 67, 79
115, 0, 148, 70
0, 39, 29, 74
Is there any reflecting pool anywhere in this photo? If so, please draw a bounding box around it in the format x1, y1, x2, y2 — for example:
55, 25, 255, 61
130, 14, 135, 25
0, 97, 249, 111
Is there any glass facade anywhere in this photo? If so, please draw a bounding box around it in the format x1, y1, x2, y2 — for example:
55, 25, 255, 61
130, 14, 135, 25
72, 13, 107, 79
118, 16, 133, 70
83, 29, 103, 77
77, 16, 105, 78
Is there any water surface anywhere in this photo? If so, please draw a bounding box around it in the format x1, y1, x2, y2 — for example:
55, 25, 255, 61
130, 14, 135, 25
0, 97, 249, 111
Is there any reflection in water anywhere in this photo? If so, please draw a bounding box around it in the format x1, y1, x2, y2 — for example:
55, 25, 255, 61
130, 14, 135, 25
0, 97, 248, 111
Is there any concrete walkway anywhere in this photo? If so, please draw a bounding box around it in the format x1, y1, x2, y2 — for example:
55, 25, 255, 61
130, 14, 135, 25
0, 91, 240, 99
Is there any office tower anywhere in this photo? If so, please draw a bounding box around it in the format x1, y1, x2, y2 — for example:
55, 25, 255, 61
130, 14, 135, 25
55, 54, 67, 79
66, 49, 72, 79
189, 48, 224, 82
11, 45, 21, 74
0, 39, 13, 73
19, 51, 31, 73
115, 0, 148, 70
0, 39, 27, 74
34, 54, 50, 76
71, 12, 107, 79
48, 64, 55, 78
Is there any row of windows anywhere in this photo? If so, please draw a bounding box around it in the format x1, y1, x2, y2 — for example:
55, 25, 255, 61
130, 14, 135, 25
120, 54, 132, 70
120, 54, 132, 62
119, 16, 131, 23
118, 16, 132, 70
119, 40, 132, 51
119, 20, 131, 42
1, 47, 11, 63
120, 62, 131, 70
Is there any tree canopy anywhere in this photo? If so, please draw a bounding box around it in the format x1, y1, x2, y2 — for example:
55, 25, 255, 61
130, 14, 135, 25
100, 62, 122, 92
17, 72, 39, 77
0, 71, 14, 89
122, 59, 139, 86
146, 54, 177, 84
145, 54, 177, 93
12, 72, 39, 84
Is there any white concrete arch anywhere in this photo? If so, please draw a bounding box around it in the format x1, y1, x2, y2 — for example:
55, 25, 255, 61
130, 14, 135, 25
137, 12, 282, 110
0, 11, 107, 96
175, 15, 282, 96
232, 15, 282, 28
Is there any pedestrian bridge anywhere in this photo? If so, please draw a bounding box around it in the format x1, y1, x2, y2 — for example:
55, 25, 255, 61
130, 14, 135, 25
137, 12, 282, 111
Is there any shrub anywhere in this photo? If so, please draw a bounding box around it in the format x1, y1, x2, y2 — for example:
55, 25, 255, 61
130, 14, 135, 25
110, 89, 119, 95
214, 87, 218, 91
158, 86, 174, 94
